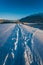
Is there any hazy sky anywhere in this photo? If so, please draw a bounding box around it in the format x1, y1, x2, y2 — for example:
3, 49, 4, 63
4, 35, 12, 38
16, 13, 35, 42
0, 0, 43, 20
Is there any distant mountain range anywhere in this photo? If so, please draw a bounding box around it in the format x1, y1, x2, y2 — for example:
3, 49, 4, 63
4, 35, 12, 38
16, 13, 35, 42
20, 13, 43, 23
0, 13, 43, 24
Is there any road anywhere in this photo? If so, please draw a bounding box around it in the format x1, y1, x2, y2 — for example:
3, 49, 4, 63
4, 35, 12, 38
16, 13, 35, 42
0, 24, 43, 65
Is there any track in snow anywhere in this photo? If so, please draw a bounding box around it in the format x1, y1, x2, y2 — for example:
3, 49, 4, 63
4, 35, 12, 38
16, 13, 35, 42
0, 24, 43, 65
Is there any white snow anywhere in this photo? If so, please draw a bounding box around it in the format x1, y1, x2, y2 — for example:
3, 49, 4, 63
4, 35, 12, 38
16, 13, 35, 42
3, 54, 9, 65
24, 45, 33, 65
11, 52, 14, 59
32, 29, 43, 62
21, 24, 37, 33
21, 24, 43, 63
0, 24, 16, 46
14, 29, 19, 50
0, 24, 43, 65
33, 29, 43, 44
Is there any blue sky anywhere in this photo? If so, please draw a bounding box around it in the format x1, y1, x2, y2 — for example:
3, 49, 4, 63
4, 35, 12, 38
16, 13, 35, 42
0, 0, 43, 20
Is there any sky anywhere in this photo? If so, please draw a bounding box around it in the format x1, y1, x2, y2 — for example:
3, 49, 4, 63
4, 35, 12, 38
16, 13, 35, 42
0, 0, 43, 20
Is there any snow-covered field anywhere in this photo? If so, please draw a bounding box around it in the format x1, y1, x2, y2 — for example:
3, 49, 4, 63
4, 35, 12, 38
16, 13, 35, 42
0, 24, 16, 46
22, 24, 43, 65
32, 29, 43, 61
0, 23, 43, 65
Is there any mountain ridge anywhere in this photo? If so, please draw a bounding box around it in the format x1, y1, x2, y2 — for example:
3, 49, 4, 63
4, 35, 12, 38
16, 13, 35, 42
0, 13, 43, 24
20, 13, 43, 23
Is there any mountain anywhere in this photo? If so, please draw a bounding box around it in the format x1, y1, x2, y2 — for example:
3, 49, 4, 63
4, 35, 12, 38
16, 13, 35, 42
20, 13, 43, 23
0, 13, 43, 24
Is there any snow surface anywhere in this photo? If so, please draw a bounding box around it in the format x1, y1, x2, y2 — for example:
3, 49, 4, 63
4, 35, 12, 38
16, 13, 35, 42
0, 24, 16, 47
32, 29, 43, 61
21, 24, 43, 64
0, 24, 43, 65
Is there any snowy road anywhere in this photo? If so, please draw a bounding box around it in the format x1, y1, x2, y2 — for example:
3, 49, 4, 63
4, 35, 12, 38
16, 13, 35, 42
0, 24, 43, 65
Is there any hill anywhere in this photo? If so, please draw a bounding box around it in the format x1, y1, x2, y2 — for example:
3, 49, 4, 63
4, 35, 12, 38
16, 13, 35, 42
20, 13, 43, 23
